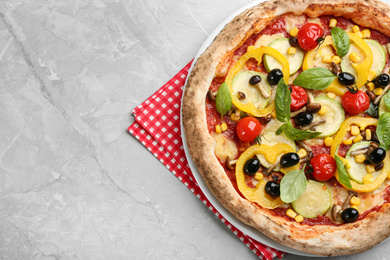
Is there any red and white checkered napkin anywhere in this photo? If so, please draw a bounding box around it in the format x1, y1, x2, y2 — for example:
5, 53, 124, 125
128, 61, 285, 260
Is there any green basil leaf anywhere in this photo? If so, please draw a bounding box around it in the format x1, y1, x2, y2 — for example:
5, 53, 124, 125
331, 27, 350, 57
334, 153, 353, 189
377, 112, 390, 151
280, 166, 307, 203
276, 123, 287, 135
215, 82, 232, 116
365, 102, 379, 118
283, 122, 321, 140
293, 67, 337, 90
383, 90, 390, 111
275, 78, 291, 123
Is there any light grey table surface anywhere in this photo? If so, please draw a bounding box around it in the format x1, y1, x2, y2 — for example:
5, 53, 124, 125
1, 0, 390, 259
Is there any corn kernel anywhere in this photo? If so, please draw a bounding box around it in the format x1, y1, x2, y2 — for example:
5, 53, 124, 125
255, 172, 263, 181
343, 139, 353, 145
297, 148, 307, 158
353, 134, 363, 143
220, 123, 228, 132
290, 27, 299, 37
318, 105, 328, 115
366, 82, 375, 91
350, 196, 361, 206
314, 50, 323, 59
374, 88, 383, 96
352, 25, 360, 33
350, 125, 360, 136
271, 110, 276, 119
355, 154, 366, 164
329, 19, 337, 28
322, 54, 332, 63
362, 29, 371, 38
331, 55, 341, 64
355, 31, 363, 38
345, 161, 352, 169
287, 47, 296, 55
286, 209, 298, 219
327, 92, 336, 99
215, 125, 221, 134
363, 173, 374, 183
349, 52, 361, 63
324, 137, 334, 146
295, 215, 304, 223
366, 129, 372, 141
366, 165, 376, 174
351, 205, 359, 211
231, 114, 240, 122
368, 70, 377, 82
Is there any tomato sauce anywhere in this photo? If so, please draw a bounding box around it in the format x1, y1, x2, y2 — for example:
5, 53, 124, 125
205, 13, 390, 226
302, 214, 337, 226
355, 187, 390, 220
370, 29, 390, 45
209, 77, 225, 93
311, 144, 331, 157
383, 185, 390, 203
205, 99, 222, 134
268, 207, 288, 217
338, 144, 351, 158
319, 16, 353, 34
267, 207, 338, 226
260, 16, 287, 36
234, 16, 287, 57
245, 58, 267, 73
234, 33, 261, 56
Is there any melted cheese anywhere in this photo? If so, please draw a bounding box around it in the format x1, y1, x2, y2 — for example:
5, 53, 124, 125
312, 45, 336, 69
307, 17, 322, 26
284, 14, 306, 34
253, 33, 284, 49
212, 133, 238, 162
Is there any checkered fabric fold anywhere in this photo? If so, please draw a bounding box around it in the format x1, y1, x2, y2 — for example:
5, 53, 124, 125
128, 61, 285, 260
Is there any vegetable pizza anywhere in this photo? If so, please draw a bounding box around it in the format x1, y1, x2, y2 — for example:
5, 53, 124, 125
182, 0, 390, 256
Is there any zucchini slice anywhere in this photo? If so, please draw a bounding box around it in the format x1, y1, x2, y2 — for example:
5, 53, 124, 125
256, 131, 296, 170
378, 91, 390, 116
263, 37, 304, 75
345, 141, 381, 184
291, 180, 332, 219
312, 96, 345, 138
341, 39, 386, 77
232, 71, 271, 109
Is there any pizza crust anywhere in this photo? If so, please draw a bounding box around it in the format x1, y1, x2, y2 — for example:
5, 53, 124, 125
182, 0, 390, 256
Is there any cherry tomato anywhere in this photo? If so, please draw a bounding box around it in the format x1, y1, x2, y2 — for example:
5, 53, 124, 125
310, 154, 337, 182
290, 85, 308, 111
341, 90, 370, 115
297, 23, 324, 51
236, 117, 262, 143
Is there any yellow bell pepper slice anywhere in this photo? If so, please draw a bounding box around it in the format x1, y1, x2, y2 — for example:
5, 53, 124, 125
302, 36, 334, 70
235, 143, 297, 209
330, 116, 387, 192
226, 46, 290, 117
339, 153, 390, 192
348, 33, 373, 89
303, 33, 373, 96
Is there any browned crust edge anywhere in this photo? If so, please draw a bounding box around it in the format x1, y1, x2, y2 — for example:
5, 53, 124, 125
182, 0, 390, 256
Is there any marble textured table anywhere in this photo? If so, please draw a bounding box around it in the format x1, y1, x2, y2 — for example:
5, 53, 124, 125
1, 0, 390, 259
